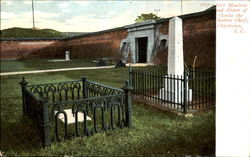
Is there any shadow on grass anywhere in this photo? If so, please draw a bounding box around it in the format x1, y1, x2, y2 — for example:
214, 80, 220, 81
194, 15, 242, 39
1, 116, 43, 154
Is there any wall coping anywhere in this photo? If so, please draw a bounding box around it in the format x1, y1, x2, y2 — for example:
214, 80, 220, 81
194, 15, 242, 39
125, 20, 157, 29
65, 26, 126, 41
0, 37, 64, 41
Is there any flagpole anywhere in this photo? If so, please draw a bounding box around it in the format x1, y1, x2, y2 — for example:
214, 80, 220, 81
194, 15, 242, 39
181, 0, 183, 15
32, 0, 35, 28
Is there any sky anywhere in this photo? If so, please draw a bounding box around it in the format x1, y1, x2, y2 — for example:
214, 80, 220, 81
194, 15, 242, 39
1, 0, 215, 32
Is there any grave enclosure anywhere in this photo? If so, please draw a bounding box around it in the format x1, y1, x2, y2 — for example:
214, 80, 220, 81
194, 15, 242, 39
20, 77, 132, 147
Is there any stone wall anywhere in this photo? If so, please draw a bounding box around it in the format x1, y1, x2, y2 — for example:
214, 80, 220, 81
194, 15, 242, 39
123, 21, 158, 63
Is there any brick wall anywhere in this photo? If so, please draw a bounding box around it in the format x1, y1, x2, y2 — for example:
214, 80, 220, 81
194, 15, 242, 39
23, 41, 66, 59
159, 22, 169, 35
183, 12, 216, 69
65, 29, 128, 59
0, 40, 58, 59
0, 29, 128, 60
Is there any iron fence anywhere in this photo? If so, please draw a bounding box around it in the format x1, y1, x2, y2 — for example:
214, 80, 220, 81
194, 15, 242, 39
129, 66, 215, 113
20, 77, 132, 147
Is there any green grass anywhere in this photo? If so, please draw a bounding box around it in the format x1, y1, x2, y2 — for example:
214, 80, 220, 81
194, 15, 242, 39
0, 27, 64, 38
0, 59, 98, 72
0, 67, 215, 156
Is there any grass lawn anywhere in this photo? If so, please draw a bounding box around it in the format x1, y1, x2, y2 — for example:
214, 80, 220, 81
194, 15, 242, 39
0, 59, 98, 72
0, 66, 215, 156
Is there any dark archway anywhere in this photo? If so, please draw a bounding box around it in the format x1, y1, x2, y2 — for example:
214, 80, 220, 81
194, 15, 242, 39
137, 37, 148, 63
160, 39, 167, 48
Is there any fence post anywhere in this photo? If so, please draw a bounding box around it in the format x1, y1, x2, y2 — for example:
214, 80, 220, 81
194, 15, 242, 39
81, 76, 88, 98
19, 77, 28, 116
128, 65, 132, 86
183, 69, 187, 114
41, 98, 51, 147
122, 80, 133, 128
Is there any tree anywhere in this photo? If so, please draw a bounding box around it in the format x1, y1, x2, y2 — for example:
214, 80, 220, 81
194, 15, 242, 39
135, 13, 160, 23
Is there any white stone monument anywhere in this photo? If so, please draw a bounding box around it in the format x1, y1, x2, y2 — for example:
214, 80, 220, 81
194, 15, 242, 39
65, 51, 70, 61
160, 17, 192, 104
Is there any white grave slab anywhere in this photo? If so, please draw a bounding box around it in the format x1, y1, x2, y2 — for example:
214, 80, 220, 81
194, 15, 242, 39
54, 109, 91, 124
160, 17, 192, 103
65, 51, 70, 61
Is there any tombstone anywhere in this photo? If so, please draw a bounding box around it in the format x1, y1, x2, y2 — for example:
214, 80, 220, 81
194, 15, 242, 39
65, 51, 70, 61
160, 17, 192, 104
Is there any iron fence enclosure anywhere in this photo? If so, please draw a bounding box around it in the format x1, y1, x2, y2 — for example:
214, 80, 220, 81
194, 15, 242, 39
129, 66, 215, 113
20, 77, 132, 147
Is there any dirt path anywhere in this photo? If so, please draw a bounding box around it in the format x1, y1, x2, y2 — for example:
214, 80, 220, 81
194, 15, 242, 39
0, 63, 152, 76
0, 66, 115, 76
